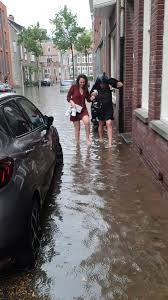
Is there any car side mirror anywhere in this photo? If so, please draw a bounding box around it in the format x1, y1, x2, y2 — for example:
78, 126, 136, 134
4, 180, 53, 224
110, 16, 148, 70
44, 115, 54, 129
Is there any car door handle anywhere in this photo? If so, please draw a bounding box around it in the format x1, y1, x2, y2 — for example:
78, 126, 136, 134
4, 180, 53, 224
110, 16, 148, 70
25, 147, 34, 154
43, 139, 49, 144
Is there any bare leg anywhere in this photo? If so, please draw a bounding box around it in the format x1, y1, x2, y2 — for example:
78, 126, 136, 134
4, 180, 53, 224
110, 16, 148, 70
98, 120, 104, 143
82, 115, 91, 145
73, 121, 80, 145
106, 119, 113, 147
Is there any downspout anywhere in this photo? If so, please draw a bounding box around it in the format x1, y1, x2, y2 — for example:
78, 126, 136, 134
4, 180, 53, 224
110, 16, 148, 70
119, 0, 125, 133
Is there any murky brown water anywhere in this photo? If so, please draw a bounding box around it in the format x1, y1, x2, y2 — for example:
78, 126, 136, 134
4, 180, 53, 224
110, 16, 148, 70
1, 86, 168, 300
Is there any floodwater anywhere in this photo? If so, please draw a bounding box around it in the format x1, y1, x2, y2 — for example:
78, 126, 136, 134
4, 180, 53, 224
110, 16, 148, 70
0, 86, 168, 300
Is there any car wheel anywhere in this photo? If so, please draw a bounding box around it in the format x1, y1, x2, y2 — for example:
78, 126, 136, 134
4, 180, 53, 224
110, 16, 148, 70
30, 200, 41, 261
56, 142, 63, 165
15, 199, 42, 269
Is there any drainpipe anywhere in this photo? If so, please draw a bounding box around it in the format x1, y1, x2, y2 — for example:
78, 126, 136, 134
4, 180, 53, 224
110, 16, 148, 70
119, 0, 125, 133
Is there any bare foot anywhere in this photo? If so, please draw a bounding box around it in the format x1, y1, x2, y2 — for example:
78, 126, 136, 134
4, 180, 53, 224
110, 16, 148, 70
99, 138, 103, 144
86, 139, 91, 146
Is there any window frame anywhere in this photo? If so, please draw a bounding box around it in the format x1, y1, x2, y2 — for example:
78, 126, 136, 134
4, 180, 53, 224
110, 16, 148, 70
141, 0, 151, 111
16, 97, 45, 132
2, 99, 32, 138
160, 0, 168, 123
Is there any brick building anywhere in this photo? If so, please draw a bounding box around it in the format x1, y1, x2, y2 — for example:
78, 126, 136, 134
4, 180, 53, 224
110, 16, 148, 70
8, 15, 37, 88
69, 52, 94, 79
90, 0, 168, 189
40, 41, 61, 83
0, 1, 13, 85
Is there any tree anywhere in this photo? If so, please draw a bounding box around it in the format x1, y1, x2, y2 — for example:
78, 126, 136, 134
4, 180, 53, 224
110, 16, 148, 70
18, 23, 48, 84
75, 30, 92, 77
51, 6, 83, 79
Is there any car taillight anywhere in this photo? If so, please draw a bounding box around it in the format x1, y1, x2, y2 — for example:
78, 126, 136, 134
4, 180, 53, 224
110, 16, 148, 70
0, 159, 13, 188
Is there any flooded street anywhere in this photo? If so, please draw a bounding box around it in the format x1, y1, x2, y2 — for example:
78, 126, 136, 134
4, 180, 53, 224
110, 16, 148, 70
1, 86, 168, 300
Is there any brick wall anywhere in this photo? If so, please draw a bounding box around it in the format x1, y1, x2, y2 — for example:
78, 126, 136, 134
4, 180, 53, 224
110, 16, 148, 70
133, 0, 144, 109
123, 0, 134, 132
148, 0, 165, 121
0, 2, 13, 85
133, 0, 168, 189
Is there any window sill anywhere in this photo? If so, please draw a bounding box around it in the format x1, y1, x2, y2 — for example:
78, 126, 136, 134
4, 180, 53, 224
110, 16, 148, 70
134, 108, 148, 124
150, 120, 168, 141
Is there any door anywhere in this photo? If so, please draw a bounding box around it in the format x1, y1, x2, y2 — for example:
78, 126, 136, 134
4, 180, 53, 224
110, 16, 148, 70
16, 97, 55, 199
2, 100, 38, 197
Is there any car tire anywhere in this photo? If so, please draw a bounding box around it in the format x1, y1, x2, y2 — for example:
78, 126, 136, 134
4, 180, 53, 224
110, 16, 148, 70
15, 199, 42, 269
56, 142, 63, 165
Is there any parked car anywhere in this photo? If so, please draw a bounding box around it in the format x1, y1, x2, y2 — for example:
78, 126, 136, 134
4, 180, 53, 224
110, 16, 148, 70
0, 92, 63, 270
60, 80, 74, 93
0, 82, 14, 93
41, 78, 53, 87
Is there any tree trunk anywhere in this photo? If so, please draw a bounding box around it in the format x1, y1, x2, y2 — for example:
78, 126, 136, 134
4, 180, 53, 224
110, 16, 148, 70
70, 44, 75, 80
85, 49, 88, 77
37, 58, 39, 88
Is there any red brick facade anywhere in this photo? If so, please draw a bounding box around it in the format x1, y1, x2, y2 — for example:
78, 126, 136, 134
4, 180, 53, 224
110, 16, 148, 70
133, 0, 168, 189
0, 1, 13, 85
123, 1, 134, 132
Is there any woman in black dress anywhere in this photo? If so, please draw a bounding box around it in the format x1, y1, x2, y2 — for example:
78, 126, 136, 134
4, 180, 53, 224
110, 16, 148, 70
91, 75, 123, 147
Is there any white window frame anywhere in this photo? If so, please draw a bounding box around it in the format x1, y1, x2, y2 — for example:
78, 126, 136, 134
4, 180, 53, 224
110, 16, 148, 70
82, 55, 86, 63
141, 0, 151, 111
77, 56, 81, 63
111, 31, 116, 77
89, 66, 93, 74
13, 41, 17, 53
161, 0, 168, 122
77, 66, 81, 74
89, 54, 92, 63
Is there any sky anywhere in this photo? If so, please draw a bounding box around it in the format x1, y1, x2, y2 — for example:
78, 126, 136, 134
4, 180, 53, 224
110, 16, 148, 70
3, 0, 92, 34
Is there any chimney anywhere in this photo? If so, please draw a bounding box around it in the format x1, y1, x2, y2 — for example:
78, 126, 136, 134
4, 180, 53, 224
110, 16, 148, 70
8, 15, 14, 21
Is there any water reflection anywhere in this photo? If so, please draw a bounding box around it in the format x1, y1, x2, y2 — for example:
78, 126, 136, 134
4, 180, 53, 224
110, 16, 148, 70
1, 87, 168, 300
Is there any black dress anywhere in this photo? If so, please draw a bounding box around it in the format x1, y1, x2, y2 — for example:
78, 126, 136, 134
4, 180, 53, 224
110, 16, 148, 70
96, 87, 113, 121
90, 77, 119, 122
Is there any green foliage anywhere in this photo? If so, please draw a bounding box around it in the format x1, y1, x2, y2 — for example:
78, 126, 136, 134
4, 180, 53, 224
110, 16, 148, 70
18, 23, 48, 57
51, 6, 84, 50
75, 30, 92, 54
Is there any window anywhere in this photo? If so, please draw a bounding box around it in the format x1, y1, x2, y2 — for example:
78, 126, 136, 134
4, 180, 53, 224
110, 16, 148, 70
48, 48, 50, 53
77, 66, 81, 74
13, 41, 17, 53
161, 0, 168, 122
6, 53, 9, 73
44, 69, 48, 73
31, 54, 35, 62
111, 33, 116, 77
3, 101, 31, 137
18, 98, 44, 130
141, 0, 151, 110
47, 57, 52, 64
82, 56, 86, 63
89, 66, 93, 74
89, 54, 92, 63
82, 66, 87, 74
77, 56, 81, 63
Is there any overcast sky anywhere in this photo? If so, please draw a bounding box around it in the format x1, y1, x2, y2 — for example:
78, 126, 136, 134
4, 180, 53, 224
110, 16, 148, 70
3, 0, 92, 33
